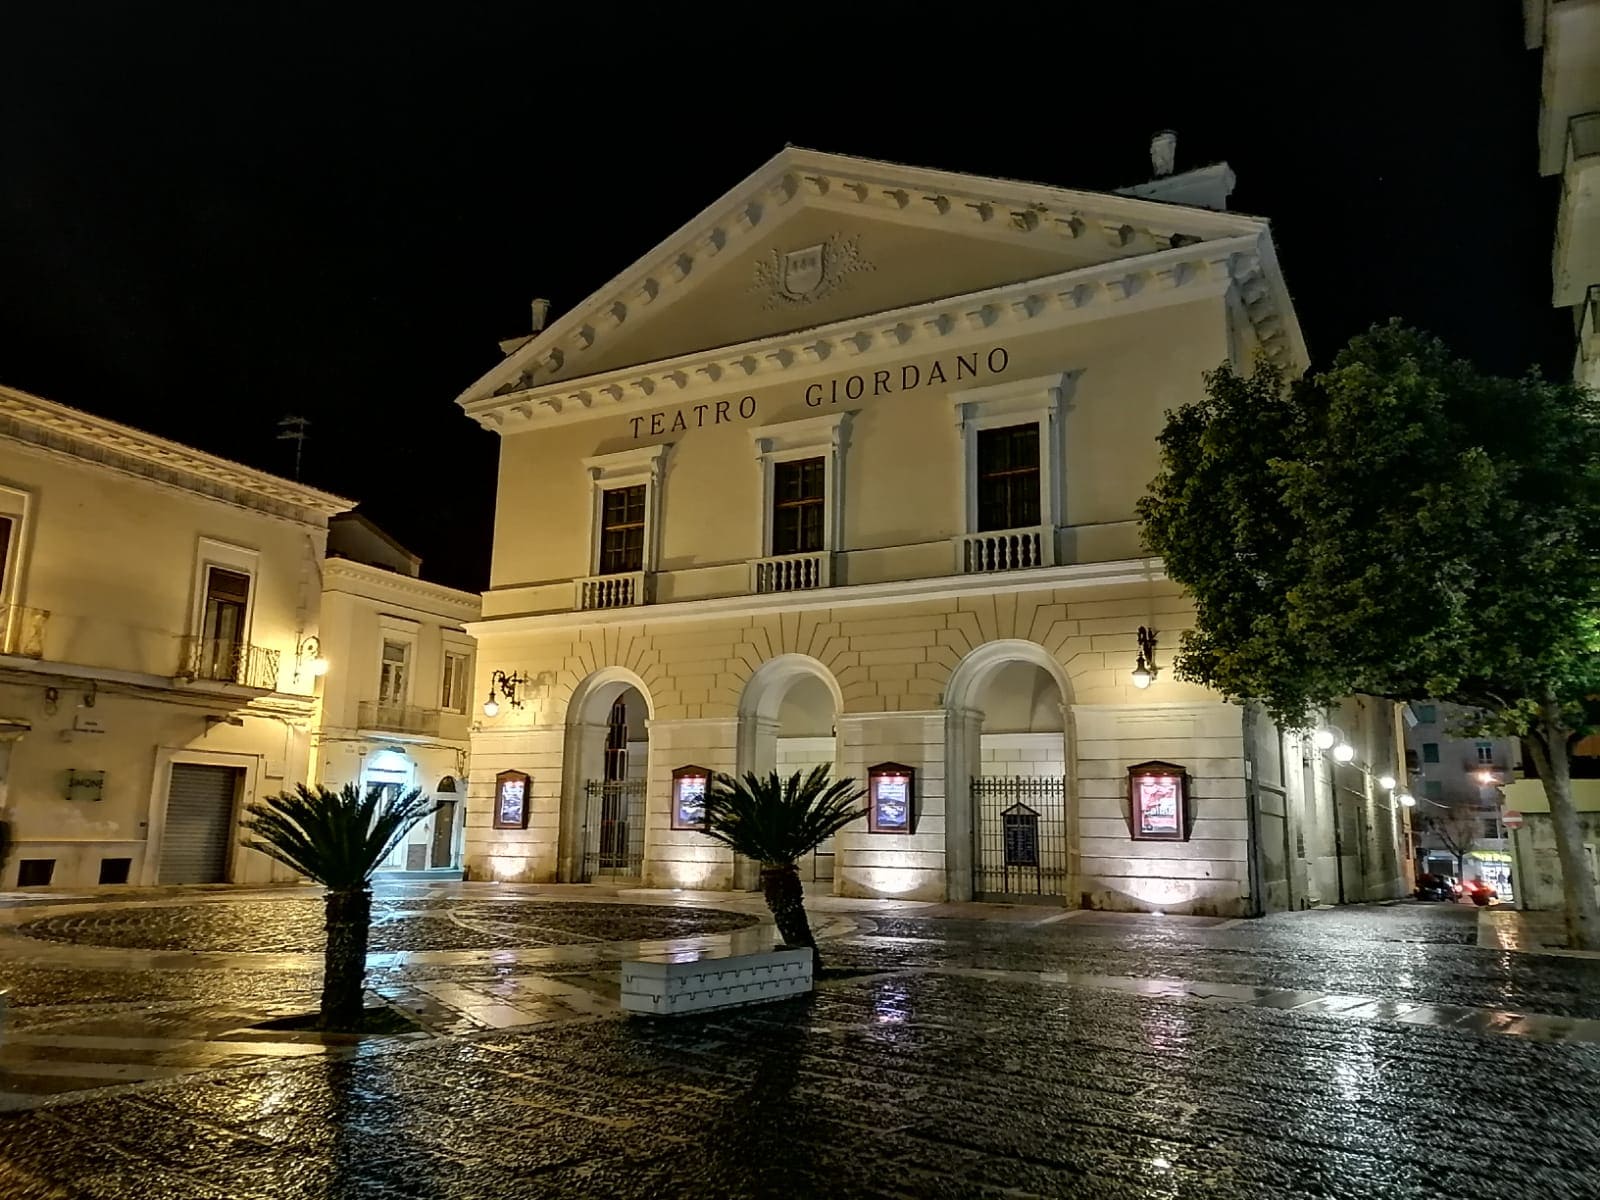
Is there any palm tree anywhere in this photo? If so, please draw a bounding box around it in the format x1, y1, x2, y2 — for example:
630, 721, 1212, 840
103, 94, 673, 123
702, 766, 867, 971
241, 783, 439, 1031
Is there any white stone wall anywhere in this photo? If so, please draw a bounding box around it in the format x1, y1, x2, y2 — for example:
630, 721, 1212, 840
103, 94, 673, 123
979, 732, 1066, 779
1072, 702, 1249, 916
835, 711, 947, 900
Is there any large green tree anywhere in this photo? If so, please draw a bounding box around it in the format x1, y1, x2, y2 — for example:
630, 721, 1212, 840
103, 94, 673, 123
1139, 322, 1600, 948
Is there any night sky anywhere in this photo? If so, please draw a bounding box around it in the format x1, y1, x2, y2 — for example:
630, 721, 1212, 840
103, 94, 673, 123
0, 3, 1571, 592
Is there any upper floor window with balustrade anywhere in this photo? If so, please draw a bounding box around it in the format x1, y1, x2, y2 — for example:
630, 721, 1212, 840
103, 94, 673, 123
772, 457, 826, 556
976, 424, 1041, 533
598, 485, 647, 575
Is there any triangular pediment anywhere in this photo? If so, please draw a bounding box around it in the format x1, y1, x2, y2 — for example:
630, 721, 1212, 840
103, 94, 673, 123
458, 147, 1270, 406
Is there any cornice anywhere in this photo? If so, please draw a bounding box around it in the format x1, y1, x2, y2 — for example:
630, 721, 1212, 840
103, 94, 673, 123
323, 559, 482, 618
463, 233, 1298, 435
466, 556, 1169, 638
458, 146, 1277, 412
0, 385, 353, 525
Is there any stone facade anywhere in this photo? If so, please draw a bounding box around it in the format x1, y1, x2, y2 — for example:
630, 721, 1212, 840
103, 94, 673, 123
454, 147, 1406, 914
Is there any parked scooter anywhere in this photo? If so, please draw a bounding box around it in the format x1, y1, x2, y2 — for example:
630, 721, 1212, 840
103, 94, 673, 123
1463, 879, 1499, 907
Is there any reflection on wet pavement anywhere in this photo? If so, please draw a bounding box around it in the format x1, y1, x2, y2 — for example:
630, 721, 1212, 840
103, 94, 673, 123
0, 886, 1597, 1197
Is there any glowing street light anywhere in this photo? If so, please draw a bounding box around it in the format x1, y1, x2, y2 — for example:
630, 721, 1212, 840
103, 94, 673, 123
1312, 729, 1337, 750
1378, 773, 1397, 791
1333, 742, 1355, 763
1397, 792, 1416, 807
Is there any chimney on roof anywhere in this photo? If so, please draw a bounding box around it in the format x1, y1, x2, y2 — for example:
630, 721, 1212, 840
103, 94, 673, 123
1150, 130, 1177, 178
498, 298, 553, 357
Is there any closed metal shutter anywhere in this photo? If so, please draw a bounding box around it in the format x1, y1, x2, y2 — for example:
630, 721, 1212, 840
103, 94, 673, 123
158, 764, 241, 884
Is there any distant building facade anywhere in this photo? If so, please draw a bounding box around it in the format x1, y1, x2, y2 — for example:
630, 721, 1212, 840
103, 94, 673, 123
0, 384, 349, 889
312, 514, 479, 876
452, 144, 1410, 914
1404, 702, 1516, 891
1504, 2, 1600, 911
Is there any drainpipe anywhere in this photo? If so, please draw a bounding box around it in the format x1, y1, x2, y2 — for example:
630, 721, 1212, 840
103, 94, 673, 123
1240, 703, 1266, 917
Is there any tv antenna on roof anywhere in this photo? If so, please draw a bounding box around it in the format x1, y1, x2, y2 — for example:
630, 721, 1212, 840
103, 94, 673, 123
277, 415, 311, 480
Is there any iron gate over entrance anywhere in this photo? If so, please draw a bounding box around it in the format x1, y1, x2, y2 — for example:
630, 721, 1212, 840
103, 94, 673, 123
973, 775, 1069, 897
582, 779, 646, 881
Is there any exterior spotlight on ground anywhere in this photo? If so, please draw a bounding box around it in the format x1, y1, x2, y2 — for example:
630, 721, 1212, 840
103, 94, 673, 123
1312, 729, 1336, 750
1398, 792, 1416, 807
1378, 774, 1397, 790
1333, 742, 1355, 763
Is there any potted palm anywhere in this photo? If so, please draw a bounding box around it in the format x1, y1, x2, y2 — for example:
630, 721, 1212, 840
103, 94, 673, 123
241, 782, 439, 1032
702, 765, 867, 972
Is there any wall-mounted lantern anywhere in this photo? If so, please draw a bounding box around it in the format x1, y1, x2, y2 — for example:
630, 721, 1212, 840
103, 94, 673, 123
1130, 626, 1158, 689
482, 670, 529, 718
294, 635, 330, 683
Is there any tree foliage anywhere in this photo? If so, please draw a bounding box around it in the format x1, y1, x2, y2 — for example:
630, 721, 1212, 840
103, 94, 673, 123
1139, 321, 1600, 945
242, 782, 439, 889
702, 766, 868, 866
1140, 321, 1600, 728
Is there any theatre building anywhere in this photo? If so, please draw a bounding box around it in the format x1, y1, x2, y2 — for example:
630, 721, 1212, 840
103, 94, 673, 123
455, 143, 1410, 913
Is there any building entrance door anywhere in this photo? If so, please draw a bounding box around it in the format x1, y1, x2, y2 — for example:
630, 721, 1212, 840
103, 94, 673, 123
430, 800, 456, 868
159, 764, 243, 884
582, 780, 645, 880
972, 775, 1069, 898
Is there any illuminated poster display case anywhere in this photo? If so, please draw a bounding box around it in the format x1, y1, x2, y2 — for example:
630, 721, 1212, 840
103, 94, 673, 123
671, 764, 711, 830
492, 769, 531, 830
1128, 761, 1189, 841
867, 762, 915, 834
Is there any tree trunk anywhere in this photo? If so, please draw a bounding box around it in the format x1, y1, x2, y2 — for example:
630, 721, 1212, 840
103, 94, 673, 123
321, 886, 372, 1031
1527, 698, 1600, 951
760, 863, 820, 973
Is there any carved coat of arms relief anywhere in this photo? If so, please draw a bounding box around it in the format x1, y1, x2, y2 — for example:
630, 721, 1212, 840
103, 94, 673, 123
752, 233, 873, 309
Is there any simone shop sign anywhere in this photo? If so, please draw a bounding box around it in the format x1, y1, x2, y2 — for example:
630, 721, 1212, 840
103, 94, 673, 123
625, 346, 1010, 439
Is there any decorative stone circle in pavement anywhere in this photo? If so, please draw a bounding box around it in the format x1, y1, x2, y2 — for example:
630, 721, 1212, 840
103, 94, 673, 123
13, 897, 759, 954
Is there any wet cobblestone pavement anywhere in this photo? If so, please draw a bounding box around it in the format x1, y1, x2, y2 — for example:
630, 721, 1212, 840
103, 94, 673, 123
0, 887, 1597, 1199
13, 896, 757, 954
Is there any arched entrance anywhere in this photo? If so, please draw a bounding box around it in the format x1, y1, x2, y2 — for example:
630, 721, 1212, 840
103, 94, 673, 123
561, 668, 653, 883
944, 641, 1073, 903
737, 655, 844, 887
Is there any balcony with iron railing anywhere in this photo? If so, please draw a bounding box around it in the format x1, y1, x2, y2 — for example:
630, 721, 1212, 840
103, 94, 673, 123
175, 636, 281, 691
357, 701, 442, 737
575, 571, 649, 611
751, 551, 831, 595
0, 604, 49, 659
956, 526, 1056, 575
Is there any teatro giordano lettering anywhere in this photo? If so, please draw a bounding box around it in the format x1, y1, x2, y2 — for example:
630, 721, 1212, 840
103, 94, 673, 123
626, 345, 1010, 439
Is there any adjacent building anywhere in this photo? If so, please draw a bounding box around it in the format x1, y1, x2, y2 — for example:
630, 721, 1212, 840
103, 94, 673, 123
0, 384, 350, 889
454, 143, 1410, 914
1404, 702, 1516, 893
1505, 1, 1600, 910
311, 513, 480, 876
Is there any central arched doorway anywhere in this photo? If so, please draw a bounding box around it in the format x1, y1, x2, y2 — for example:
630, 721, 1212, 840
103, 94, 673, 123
737, 655, 843, 889
945, 641, 1073, 903
561, 669, 652, 883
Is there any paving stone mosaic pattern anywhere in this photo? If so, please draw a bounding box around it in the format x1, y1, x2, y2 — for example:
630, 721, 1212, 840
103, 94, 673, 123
2, 969, 1599, 1199
13, 898, 759, 954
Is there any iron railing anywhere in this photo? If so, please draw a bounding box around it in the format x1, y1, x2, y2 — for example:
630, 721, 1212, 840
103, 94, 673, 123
575, 571, 648, 611
177, 637, 281, 690
957, 526, 1054, 574
751, 551, 831, 594
581, 778, 646, 881
0, 604, 49, 659
357, 701, 441, 736
972, 774, 1070, 897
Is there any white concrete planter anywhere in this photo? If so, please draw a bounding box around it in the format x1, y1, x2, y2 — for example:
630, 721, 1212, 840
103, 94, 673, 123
621, 947, 813, 1016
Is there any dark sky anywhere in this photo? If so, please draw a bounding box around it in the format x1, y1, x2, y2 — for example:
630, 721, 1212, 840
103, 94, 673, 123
0, 3, 1570, 592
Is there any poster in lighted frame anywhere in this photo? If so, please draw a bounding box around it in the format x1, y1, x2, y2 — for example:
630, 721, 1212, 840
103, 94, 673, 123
492, 769, 531, 830
671, 764, 711, 830
867, 762, 915, 834
1127, 760, 1189, 841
